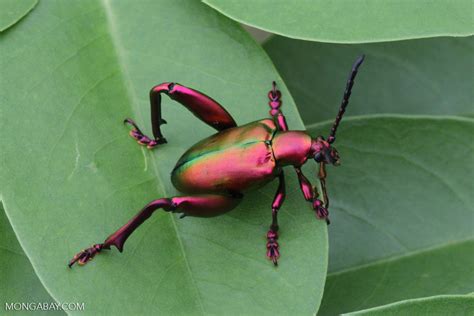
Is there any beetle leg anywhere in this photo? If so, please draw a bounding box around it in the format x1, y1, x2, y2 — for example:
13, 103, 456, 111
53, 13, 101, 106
69, 194, 241, 268
295, 167, 314, 201
267, 172, 285, 266
295, 167, 329, 224
318, 163, 329, 208
312, 189, 329, 225
316, 163, 330, 224
268, 82, 288, 131
125, 82, 237, 149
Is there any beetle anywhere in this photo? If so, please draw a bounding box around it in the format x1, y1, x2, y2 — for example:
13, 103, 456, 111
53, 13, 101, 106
68, 55, 365, 267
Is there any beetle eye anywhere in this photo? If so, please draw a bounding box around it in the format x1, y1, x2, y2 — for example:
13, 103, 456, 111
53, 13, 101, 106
314, 152, 323, 162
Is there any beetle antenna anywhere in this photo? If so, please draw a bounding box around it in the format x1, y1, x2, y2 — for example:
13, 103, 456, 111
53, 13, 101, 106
327, 55, 365, 144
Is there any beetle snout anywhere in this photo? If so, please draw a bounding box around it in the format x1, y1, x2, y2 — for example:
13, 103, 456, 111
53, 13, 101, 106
328, 148, 340, 166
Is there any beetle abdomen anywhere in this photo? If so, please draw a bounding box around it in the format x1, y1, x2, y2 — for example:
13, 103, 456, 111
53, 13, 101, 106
171, 119, 278, 194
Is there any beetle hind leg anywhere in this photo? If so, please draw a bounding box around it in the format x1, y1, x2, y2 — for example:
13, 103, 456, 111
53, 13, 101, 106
68, 194, 242, 268
125, 82, 237, 149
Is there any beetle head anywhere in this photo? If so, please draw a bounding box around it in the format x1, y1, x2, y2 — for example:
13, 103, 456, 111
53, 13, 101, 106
311, 136, 340, 166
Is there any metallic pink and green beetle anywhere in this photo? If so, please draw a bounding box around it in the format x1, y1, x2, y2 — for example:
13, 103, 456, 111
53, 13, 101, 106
69, 55, 365, 267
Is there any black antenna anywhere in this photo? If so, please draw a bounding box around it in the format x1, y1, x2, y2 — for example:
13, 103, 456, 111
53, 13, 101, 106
327, 55, 365, 144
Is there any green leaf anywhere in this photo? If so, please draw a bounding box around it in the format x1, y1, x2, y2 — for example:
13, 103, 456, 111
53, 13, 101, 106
0, 203, 64, 315
305, 115, 474, 315
0, 0, 327, 314
264, 36, 474, 125
203, 0, 473, 43
346, 295, 474, 316
0, 0, 37, 32
322, 240, 474, 315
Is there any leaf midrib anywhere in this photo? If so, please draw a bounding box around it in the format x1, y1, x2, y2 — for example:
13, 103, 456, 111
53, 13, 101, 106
100, 0, 205, 314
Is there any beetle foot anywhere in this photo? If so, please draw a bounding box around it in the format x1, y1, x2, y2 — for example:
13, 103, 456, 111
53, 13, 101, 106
266, 230, 280, 266
268, 81, 282, 116
313, 199, 330, 225
68, 244, 104, 268
124, 118, 167, 149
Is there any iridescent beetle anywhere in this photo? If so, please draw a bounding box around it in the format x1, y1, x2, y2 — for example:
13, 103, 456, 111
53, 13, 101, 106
69, 55, 365, 267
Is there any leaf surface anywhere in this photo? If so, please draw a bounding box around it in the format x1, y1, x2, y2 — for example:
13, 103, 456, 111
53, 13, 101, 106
0, 0, 37, 32
0, 203, 64, 315
264, 36, 474, 125
0, 0, 327, 314
203, 0, 473, 43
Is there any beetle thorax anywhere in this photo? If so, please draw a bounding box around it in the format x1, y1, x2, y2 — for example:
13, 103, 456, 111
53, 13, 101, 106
271, 131, 313, 167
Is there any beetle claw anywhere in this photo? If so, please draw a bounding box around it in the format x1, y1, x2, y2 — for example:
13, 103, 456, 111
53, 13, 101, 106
267, 247, 280, 266
271, 253, 279, 266
266, 230, 280, 266
124, 118, 166, 149
146, 138, 167, 149
315, 206, 328, 219
68, 244, 103, 268
313, 199, 330, 224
